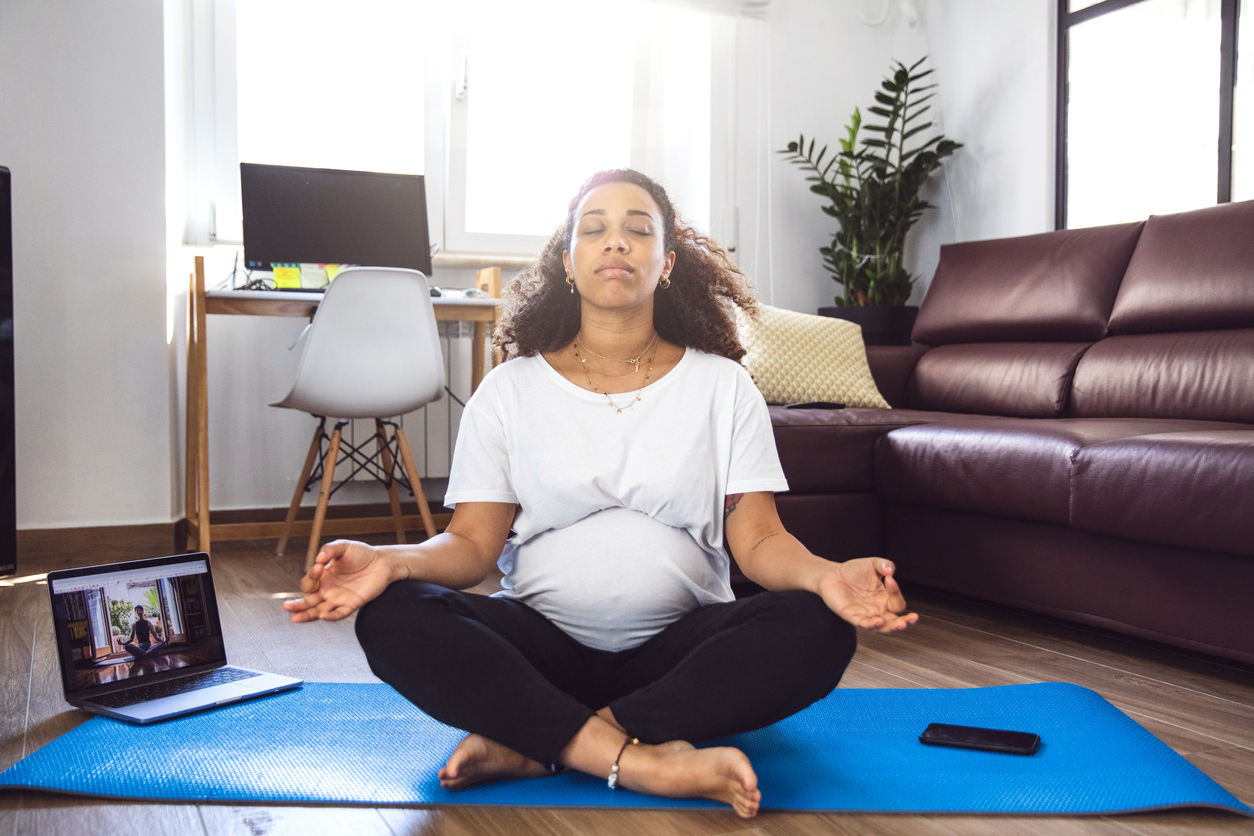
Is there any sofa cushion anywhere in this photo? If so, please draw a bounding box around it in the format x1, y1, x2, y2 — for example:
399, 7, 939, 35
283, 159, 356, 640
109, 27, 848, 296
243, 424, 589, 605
903, 343, 1092, 417
1108, 200, 1254, 334
1071, 430, 1254, 558
739, 305, 889, 407
912, 222, 1143, 345
769, 407, 923, 492
874, 417, 1252, 526
1070, 329, 1254, 423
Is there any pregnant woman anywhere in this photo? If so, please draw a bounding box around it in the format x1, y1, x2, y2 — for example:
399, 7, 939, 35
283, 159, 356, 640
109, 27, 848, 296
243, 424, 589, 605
285, 169, 917, 818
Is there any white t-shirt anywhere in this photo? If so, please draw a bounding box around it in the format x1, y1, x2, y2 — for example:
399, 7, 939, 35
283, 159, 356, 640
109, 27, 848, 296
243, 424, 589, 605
444, 347, 789, 651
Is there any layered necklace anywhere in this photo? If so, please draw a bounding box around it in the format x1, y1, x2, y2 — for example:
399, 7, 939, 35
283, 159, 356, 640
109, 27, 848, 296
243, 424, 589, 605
572, 332, 659, 413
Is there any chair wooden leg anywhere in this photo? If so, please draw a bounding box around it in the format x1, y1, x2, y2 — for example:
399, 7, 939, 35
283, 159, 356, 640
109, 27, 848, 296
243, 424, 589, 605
278, 422, 325, 556
394, 426, 438, 540
378, 420, 406, 545
306, 425, 344, 571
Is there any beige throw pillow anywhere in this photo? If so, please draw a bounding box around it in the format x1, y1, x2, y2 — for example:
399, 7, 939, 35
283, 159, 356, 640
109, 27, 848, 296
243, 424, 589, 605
738, 304, 890, 407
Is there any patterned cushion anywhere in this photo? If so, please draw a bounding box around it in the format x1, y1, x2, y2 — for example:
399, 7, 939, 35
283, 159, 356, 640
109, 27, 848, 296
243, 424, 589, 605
738, 304, 890, 407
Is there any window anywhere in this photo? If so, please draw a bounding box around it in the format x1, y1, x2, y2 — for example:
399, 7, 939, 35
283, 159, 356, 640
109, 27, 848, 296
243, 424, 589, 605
236, 3, 425, 176
445, 0, 711, 254
1056, 0, 1244, 228
185, 0, 715, 256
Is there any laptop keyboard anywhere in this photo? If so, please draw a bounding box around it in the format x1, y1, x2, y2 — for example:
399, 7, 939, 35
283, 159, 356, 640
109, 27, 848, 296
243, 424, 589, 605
90, 668, 262, 709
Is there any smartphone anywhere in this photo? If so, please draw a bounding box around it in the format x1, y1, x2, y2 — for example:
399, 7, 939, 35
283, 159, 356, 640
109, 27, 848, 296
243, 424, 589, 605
784, 401, 846, 410
919, 723, 1040, 755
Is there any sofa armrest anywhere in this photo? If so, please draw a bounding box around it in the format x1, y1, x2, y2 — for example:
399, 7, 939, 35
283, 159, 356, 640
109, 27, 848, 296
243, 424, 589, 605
866, 344, 930, 407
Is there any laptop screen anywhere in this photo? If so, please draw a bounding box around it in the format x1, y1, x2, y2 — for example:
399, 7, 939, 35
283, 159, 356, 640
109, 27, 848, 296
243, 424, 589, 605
48, 554, 227, 698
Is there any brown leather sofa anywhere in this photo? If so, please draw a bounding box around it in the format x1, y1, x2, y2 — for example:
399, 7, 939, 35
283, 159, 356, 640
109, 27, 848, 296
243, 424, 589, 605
762, 199, 1254, 665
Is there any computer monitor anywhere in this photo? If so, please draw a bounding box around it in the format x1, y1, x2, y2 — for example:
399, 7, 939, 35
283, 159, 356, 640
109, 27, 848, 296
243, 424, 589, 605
240, 163, 433, 275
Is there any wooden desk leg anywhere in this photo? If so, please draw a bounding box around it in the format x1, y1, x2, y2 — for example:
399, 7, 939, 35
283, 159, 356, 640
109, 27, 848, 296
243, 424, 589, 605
185, 268, 198, 551
475, 266, 501, 299
471, 321, 486, 394
194, 256, 211, 555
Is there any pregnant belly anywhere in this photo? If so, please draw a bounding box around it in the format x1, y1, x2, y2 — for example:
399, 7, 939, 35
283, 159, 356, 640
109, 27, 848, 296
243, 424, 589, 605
503, 507, 732, 652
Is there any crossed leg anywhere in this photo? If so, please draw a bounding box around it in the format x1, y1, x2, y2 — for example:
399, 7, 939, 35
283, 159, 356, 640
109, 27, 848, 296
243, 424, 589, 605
354, 582, 854, 818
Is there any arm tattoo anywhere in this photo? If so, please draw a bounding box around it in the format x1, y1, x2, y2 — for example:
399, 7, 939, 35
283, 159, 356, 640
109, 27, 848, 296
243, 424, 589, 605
750, 532, 782, 552
724, 493, 744, 521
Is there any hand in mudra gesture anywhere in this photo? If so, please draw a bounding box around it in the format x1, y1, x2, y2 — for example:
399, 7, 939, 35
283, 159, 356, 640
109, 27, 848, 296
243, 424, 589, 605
817, 557, 918, 633
284, 540, 394, 623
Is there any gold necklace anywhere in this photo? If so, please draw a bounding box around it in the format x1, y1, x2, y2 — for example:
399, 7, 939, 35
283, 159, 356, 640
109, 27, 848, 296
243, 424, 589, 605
573, 339, 656, 413
573, 332, 658, 373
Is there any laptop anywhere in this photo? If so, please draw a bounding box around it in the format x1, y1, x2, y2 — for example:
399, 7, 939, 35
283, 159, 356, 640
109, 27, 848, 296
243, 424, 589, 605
47, 552, 301, 724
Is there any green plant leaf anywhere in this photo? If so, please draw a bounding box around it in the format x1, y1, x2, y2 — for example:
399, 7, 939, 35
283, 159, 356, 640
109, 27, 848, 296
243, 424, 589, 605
901, 122, 933, 141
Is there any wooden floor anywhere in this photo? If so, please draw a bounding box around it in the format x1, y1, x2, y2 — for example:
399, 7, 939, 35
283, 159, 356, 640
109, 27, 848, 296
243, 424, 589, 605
3, 532, 1253, 835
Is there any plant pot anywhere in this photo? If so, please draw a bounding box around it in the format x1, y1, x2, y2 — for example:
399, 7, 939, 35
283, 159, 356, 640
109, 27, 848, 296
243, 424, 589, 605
817, 305, 918, 346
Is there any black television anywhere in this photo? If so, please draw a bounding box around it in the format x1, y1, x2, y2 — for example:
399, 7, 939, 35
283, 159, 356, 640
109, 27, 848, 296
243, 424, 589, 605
239, 163, 432, 276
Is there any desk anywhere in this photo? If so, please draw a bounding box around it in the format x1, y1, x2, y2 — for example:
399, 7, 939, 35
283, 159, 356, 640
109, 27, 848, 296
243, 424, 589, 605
184, 257, 501, 555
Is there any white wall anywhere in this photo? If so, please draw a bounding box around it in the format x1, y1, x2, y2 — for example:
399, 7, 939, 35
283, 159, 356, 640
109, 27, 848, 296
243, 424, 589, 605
735, 0, 1056, 314
921, 0, 1055, 243
0, 0, 176, 529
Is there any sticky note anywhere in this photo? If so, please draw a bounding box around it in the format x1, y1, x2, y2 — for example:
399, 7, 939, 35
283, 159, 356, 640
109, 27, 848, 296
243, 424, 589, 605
300, 263, 329, 289
272, 263, 301, 288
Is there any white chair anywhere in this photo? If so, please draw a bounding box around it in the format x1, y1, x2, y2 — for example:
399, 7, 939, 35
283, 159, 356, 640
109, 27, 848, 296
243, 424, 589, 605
271, 267, 444, 568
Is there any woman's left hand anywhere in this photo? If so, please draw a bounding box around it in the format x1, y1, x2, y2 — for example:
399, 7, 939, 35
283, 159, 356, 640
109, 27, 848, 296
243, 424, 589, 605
816, 558, 919, 633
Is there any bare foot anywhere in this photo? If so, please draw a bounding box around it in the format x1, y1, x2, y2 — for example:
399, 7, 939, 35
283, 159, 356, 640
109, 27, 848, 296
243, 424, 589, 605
620, 741, 761, 818
437, 733, 552, 790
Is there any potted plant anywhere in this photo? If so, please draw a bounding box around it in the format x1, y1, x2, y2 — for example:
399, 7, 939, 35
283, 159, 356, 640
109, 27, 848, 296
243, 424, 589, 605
779, 56, 961, 345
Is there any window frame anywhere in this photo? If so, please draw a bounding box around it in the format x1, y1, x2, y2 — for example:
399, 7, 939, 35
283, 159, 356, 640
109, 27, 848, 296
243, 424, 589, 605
1054, 0, 1242, 229
184, 0, 727, 259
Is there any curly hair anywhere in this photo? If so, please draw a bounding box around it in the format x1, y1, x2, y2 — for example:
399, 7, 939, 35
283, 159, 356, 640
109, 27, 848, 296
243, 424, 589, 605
493, 169, 758, 363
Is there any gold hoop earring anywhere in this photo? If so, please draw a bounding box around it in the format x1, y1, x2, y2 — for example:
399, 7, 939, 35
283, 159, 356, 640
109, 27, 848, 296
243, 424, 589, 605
659, 275, 671, 290
567, 275, 576, 294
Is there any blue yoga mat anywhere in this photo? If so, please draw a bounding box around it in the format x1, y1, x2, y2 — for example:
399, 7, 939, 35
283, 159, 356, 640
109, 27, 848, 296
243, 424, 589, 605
1, 682, 1249, 815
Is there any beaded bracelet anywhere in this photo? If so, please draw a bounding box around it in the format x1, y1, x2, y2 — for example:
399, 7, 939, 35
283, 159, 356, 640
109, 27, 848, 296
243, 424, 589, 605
607, 736, 639, 789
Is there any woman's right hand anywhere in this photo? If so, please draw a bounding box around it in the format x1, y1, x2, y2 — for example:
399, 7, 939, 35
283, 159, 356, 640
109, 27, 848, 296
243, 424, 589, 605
283, 539, 398, 623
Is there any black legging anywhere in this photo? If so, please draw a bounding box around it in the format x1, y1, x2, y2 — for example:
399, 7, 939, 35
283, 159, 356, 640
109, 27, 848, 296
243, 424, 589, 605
355, 581, 857, 768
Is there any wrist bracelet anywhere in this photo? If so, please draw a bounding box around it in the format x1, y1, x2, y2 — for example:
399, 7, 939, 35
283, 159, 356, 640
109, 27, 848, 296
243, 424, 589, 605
607, 736, 638, 790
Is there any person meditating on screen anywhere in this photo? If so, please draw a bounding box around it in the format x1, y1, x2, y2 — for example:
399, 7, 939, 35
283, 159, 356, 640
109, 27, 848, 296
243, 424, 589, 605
122, 605, 164, 658
284, 169, 918, 818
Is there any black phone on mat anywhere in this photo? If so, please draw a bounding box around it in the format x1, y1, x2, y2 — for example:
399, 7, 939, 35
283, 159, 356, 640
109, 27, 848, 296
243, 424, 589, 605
918, 723, 1040, 755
